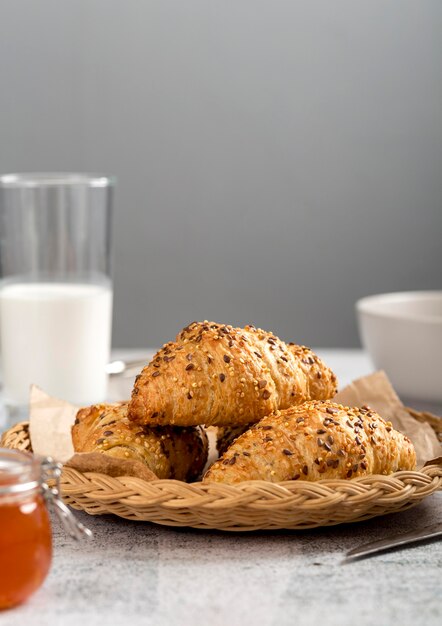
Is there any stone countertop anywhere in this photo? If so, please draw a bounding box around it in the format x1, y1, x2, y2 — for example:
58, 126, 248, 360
2, 350, 441, 626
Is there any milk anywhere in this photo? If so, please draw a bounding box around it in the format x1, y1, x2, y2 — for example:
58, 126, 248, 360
0, 282, 113, 406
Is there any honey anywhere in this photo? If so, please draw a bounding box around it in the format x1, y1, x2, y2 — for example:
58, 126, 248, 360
0, 450, 52, 610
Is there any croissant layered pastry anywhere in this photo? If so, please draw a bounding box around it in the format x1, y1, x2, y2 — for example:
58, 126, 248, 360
203, 401, 416, 484
129, 321, 338, 427
72, 402, 208, 481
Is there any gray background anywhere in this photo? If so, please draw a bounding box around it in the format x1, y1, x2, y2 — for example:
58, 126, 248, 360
1, 0, 441, 348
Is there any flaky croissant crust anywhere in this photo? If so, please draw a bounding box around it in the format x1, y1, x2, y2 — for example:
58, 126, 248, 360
129, 321, 338, 427
72, 402, 208, 481
203, 401, 416, 484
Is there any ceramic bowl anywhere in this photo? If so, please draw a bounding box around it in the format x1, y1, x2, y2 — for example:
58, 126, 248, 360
356, 291, 442, 402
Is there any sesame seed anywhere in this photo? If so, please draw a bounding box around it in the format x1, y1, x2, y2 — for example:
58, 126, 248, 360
219, 373, 225, 382
326, 407, 338, 415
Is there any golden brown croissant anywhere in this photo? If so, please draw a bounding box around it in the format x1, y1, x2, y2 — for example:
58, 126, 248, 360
72, 402, 208, 481
203, 401, 416, 483
129, 321, 337, 427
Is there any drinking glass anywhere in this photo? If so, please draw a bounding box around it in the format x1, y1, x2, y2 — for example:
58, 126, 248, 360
0, 173, 114, 419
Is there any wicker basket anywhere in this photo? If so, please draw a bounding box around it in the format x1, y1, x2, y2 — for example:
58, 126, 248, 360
2, 412, 441, 531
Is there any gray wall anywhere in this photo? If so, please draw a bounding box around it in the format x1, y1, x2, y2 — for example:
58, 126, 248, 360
1, 0, 441, 348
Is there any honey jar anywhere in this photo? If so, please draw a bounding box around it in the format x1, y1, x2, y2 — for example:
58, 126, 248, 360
0, 448, 91, 610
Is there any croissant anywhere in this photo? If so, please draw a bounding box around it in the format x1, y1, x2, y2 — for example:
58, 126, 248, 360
203, 401, 416, 483
129, 321, 337, 427
72, 402, 208, 481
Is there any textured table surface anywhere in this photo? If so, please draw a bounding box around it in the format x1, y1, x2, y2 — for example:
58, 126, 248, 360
1, 350, 441, 626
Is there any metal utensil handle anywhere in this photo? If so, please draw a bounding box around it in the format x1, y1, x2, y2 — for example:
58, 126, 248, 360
345, 523, 442, 561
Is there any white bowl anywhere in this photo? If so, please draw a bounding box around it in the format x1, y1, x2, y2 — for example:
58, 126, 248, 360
356, 291, 442, 402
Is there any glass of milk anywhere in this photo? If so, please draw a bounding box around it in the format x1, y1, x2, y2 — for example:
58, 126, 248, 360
0, 173, 114, 419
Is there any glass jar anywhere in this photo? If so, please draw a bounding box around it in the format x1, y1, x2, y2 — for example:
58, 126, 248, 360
0, 448, 91, 610
0, 449, 52, 609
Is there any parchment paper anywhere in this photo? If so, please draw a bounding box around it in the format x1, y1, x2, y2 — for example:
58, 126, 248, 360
29, 385, 77, 462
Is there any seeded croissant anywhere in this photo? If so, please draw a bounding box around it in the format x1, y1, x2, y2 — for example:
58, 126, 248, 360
203, 401, 416, 483
72, 402, 208, 481
129, 321, 337, 427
